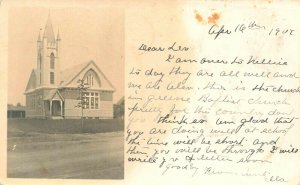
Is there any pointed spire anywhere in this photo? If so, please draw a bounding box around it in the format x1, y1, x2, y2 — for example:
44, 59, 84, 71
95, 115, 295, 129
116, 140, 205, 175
43, 11, 55, 43
37, 29, 41, 42
56, 29, 61, 41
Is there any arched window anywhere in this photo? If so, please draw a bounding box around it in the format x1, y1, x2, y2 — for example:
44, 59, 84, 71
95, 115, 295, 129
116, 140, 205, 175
87, 74, 94, 86
86, 74, 94, 86
50, 53, 55, 69
84, 69, 100, 87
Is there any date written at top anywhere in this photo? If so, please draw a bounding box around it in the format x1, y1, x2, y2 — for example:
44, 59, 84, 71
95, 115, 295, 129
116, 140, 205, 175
208, 21, 295, 40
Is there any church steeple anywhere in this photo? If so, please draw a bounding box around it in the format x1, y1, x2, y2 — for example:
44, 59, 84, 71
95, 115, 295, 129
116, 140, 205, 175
43, 13, 56, 43
37, 13, 61, 87
56, 29, 61, 41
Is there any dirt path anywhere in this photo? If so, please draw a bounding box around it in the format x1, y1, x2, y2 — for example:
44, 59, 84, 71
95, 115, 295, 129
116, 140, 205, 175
7, 131, 124, 179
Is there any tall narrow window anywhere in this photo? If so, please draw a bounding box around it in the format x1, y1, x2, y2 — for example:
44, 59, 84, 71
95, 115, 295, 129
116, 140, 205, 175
39, 53, 42, 85
39, 53, 42, 69
84, 69, 99, 87
91, 97, 94, 109
50, 53, 55, 69
82, 92, 99, 109
95, 97, 99, 109
90, 74, 93, 86
85, 74, 94, 86
50, 72, 55, 84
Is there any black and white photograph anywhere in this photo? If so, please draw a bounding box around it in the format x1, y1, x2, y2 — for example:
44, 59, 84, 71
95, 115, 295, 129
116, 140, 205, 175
7, 7, 124, 179
3, 1, 300, 185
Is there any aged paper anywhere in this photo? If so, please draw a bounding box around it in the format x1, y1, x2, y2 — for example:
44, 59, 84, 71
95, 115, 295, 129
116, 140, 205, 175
1, 0, 300, 185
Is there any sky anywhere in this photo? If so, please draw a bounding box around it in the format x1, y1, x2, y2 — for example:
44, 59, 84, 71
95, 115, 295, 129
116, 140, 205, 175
8, 7, 124, 105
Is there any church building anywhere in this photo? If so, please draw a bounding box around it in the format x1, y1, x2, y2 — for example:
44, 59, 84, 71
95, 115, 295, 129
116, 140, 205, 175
24, 15, 115, 119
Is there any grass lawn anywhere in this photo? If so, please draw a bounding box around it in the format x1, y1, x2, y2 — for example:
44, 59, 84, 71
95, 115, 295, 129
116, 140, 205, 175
7, 118, 124, 179
8, 118, 124, 136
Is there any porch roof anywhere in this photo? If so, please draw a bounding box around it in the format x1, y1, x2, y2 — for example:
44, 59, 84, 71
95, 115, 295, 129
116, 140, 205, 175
44, 89, 64, 101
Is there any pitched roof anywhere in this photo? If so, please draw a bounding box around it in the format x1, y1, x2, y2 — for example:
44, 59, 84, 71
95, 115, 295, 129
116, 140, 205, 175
44, 89, 64, 100
59, 60, 115, 91
25, 61, 115, 93
43, 15, 55, 43
59, 61, 91, 86
25, 69, 37, 92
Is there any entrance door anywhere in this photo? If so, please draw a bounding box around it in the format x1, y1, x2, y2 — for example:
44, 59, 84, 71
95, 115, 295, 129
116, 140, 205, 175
52, 100, 61, 116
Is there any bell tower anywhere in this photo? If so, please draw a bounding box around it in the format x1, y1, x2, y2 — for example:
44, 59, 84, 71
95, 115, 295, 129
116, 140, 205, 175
36, 14, 61, 87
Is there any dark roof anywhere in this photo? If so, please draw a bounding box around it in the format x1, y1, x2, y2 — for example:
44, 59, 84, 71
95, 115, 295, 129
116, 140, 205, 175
25, 69, 37, 92
7, 105, 26, 111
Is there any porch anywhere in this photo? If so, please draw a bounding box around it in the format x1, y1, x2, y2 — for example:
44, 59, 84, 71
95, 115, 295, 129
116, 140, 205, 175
44, 89, 64, 119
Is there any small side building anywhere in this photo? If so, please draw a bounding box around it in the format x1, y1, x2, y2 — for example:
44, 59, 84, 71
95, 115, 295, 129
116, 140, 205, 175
7, 104, 26, 119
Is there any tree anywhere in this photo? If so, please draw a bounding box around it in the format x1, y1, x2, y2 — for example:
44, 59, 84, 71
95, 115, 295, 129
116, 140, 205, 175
113, 97, 124, 119
76, 79, 89, 131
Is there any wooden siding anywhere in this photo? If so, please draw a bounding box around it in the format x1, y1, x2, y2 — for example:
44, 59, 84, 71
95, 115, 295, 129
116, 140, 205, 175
60, 88, 79, 99
100, 91, 113, 101
64, 98, 113, 119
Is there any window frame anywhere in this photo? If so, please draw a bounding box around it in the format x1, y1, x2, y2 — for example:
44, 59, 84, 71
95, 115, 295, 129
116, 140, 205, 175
50, 72, 55, 84
50, 53, 55, 69
82, 91, 100, 110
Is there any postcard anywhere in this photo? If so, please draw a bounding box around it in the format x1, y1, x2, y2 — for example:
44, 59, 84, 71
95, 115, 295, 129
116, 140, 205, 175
1, 0, 299, 185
